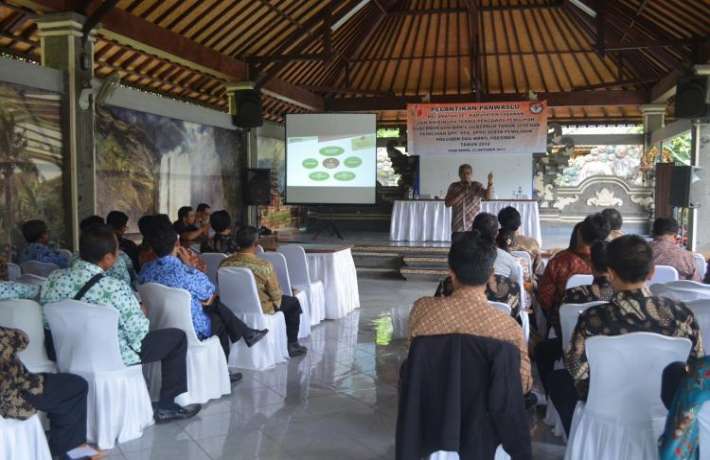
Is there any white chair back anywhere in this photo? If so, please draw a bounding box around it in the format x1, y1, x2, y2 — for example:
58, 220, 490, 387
201, 252, 226, 286
511, 250, 532, 279
259, 252, 292, 293
277, 244, 313, 288
684, 298, 710, 354
650, 265, 680, 285
218, 267, 265, 316
565, 274, 593, 290
0, 299, 55, 372
16, 274, 47, 286
138, 283, 201, 346
585, 333, 691, 424
20, 261, 59, 278
694, 253, 707, 280
489, 301, 511, 315
255, 245, 265, 255
559, 301, 607, 351
7, 262, 21, 281
44, 300, 125, 373
650, 280, 710, 303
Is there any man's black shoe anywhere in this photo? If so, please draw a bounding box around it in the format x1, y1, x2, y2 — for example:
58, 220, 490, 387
154, 403, 201, 424
230, 372, 243, 384
288, 343, 307, 357
244, 329, 268, 347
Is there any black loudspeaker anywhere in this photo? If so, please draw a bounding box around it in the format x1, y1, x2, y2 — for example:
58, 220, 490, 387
232, 89, 263, 128
669, 165, 703, 208
675, 76, 710, 119
245, 168, 272, 205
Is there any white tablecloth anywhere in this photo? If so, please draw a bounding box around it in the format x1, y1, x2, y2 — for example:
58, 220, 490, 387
390, 200, 542, 245
307, 248, 360, 320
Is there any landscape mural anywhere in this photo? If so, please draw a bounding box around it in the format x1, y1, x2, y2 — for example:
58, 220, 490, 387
96, 105, 244, 233
0, 80, 65, 255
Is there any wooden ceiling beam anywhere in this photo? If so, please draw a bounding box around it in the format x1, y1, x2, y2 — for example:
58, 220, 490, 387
324, 90, 648, 111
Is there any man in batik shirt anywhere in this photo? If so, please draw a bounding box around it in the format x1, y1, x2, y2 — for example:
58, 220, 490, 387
444, 164, 494, 240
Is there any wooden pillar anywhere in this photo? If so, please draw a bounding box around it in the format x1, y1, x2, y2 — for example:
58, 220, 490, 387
36, 13, 96, 250
640, 104, 666, 152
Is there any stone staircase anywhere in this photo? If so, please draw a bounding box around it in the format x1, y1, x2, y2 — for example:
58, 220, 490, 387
351, 244, 449, 281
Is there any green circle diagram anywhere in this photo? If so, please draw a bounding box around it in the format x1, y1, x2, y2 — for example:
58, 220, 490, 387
302, 158, 319, 169
344, 156, 362, 168
319, 146, 345, 157
309, 171, 330, 181
334, 171, 356, 181
322, 158, 340, 169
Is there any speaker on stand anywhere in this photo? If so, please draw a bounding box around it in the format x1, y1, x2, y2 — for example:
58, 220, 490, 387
245, 168, 272, 234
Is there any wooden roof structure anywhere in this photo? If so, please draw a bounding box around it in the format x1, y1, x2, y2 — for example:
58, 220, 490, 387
1, 0, 708, 125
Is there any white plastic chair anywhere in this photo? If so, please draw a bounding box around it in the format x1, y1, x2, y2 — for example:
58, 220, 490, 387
7, 262, 21, 281
218, 267, 289, 370
564, 333, 692, 460
558, 301, 608, 352
259, 251, 311, 339
15, 274, 47, 287
684, 299, 710, 354
0, 300, 56, 373
20, 261, 59, 278
651, 280, 710, 303
278, 244, 326, 325
489, 301, 512, 315
694, 253, 707, 281
138, 283, 231, 406
429, 447, 510, 460
508, 264, 530, 342
565, 274, 593, 290
0, 414, 52, 460
201, 252, 226, 286
511, 250, 532, 279
650, 265, 680, 285
255, 245, 265, 254
44, 300, 154, 449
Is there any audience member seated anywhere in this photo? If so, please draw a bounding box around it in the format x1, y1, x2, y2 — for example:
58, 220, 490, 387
142, 215, 207, 273
545, 235, 703, 435
0, 258, 39, 300
19, 219, 70, 268
0, 326, 102, 459
435, 270, 521, 318
201, 210, 239, 254
602, 208, 624, 240
195, 203, 211, 228
470, 212, 518, 278
40, 224, 201, 423
107, 210, 140, 269
138, 221, 267, 377
658, 357, 710, 460
220, 226, 307, 358
498, 206, 544, 279
537, 213, 610, 336
174, 206, 209, 247
408, 232, 532, 394
79, 215, 134, 285
562, 240, 614, 304
650, 217, 701, 281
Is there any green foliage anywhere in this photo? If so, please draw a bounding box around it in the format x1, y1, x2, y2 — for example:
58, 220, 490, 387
666, 132, 691, 165
376, 128, 400, 138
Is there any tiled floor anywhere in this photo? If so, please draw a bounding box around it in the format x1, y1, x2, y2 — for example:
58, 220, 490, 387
106, 278, 565, 460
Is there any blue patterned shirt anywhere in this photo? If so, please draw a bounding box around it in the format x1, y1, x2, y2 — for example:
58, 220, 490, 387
0, 282, 41, 301
40, 259, 148, 365
19, 243, 70, 269
139, 255, 214, 339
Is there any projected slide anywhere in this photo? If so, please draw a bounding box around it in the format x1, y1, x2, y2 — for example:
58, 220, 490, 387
286, 113, 376, 205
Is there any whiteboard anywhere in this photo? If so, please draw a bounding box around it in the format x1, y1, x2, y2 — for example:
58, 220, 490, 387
418, 153, 533, 199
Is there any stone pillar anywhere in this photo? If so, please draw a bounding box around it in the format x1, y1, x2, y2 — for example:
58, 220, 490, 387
640, 104, 666, 151
690, 122, 710, 253
225, 83, 257, 226
36, 13, 96, 250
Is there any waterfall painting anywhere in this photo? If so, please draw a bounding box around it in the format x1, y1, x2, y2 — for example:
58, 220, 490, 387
95, 105, 243, 234
0, 81, 65, 254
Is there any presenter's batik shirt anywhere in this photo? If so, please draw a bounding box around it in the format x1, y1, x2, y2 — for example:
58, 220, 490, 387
565, 288, 703, 399
19, 243, 70, 269
0, 282, 40, 301
40, 259, 148, 365
139, 255, 215, 339
446, 181, 488, 233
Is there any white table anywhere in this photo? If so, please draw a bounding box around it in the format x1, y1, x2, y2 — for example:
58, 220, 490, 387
306, 247, 360, 320
390, 199, 542, 245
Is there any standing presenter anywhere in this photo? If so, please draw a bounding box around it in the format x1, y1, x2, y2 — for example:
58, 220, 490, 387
444, 163, 494, 240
